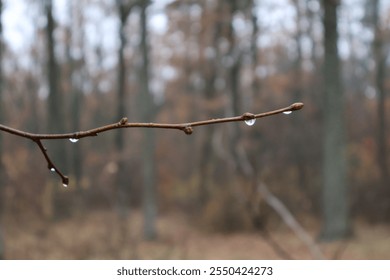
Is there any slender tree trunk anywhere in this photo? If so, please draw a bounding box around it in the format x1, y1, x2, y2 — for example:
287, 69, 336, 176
306, 0, 322, 110
291, 0, 308, 192
0, 0, 5, 260
46, 0, 66, 148
372, 0, 389, 190
198, 122, 215, 205
45, 0, 68, 219
139, 0, 157, 240
227, 6, 242, 175
197, 3, 220, 206
115, 2, 132, 220
250, 0, 260, 99
320, 0, 350, 241
67, 1, 83, 190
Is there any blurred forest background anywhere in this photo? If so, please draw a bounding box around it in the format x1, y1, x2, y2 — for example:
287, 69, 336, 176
0, 0, 389, 259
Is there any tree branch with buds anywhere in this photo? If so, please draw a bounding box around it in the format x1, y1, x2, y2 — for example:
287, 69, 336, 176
0, 102, 303, 186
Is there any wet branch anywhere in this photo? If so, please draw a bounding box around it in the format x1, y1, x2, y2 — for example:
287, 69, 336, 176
0, 102, 303, 186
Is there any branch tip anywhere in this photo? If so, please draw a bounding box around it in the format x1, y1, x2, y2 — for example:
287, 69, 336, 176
62, 177, 69, 187
289, 102, 304, 111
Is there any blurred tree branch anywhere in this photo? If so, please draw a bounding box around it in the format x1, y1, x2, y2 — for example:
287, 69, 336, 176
0, 102, 303, 186
257, 182, 324, 260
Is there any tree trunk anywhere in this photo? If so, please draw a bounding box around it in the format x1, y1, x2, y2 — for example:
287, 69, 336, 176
291, 0, 308, 192
250, 0, 260, 99
67, 1, 83, 190
372, 0, 389, 190
115, 2, 133, 220
139, 0, 157, 240
46, 0, 66, 147
0, 0, 5, 260
320, 0, 350, 241
45, 0, 68, 218
70, 82, 83, 188
226, 1, 242, 175
197, 2, 220, 206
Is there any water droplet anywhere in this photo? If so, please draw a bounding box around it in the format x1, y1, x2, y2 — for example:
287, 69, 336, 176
244, 118, 256, 126
69, 138, 79, 143
50, 168, 55, 172
283, 111, 292, 115
62, 177, 69, 187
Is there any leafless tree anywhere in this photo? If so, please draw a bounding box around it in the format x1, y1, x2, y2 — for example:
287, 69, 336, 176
0, 0, 5, 260
138, 0, 157, 240
320, 0, 350, 241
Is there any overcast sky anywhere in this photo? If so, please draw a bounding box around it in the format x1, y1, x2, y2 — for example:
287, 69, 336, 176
2, 0, 174, 52
1, 0, 389, 61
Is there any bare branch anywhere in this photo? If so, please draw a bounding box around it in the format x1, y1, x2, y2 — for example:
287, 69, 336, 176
34, 139, 69, 187
257, 182, 324, 259
0, 102, 303, 186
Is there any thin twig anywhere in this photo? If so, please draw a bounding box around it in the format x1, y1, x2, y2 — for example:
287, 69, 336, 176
260, 227, 294, 260
257, 182, 325, 259
0, 102, 303, 185
34, 139, 69, 187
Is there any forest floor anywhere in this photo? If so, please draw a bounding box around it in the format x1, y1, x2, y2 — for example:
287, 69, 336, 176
4, 209, 390, 259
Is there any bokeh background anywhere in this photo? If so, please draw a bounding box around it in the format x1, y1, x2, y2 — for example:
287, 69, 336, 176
0, 0, 389, 259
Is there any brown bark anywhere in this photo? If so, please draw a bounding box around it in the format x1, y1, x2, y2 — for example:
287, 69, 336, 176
115, 1, 134, 219
0, 0, 5, 260
372, 0, 389, 189
320, 0, 350, 241
139, 0, 157, 240
45, 0, 68, 218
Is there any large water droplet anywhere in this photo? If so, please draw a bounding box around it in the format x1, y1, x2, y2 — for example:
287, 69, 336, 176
244, 118, 256, 126
62, 183, 68, 188
283, 111, 292, 115
69, 138, 79, 143
50, 168, 55, 172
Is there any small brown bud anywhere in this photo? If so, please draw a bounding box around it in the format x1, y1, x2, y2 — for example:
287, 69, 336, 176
119, 117, 128, 125
183, 126, 193, 135
242, 112, 256, 121
290, 102, 304, 111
